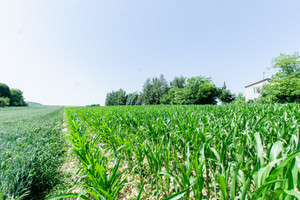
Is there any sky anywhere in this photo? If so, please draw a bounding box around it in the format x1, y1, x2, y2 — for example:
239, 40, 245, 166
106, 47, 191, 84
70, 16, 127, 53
0, 0, 300, 106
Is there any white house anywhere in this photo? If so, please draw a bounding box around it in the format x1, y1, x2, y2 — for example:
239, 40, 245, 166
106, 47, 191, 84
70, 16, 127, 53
245, 78, 270, 102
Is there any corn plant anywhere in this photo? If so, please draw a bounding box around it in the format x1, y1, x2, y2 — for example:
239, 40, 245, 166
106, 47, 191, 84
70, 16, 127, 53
57, 104, 300, 199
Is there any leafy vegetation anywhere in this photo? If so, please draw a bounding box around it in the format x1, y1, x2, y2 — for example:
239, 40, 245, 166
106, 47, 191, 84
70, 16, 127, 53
261, 52, 300, 103
142, 74, 169, 105
105, 75, 228, 106
218, 89, 236, 104
0, 106, 65, 199
9, 89, 27, 106
105, 89, 127, 106
104, 53, 300, 106
0, 84, 12, 99
0, 83, 27, 107
231, 93, 246, 105
56, 104, 300, 199
0, 97, 10, 107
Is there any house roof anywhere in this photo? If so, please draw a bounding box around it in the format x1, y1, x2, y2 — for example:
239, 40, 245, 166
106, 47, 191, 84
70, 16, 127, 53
245, 78, 270, 88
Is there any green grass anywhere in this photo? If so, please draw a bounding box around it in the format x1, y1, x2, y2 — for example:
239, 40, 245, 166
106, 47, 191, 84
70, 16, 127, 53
58, 104, 300, 200
0, 106, 65, 200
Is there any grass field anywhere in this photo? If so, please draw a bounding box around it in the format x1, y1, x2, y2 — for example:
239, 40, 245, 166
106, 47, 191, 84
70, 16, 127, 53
61, 104, 300, 200
0, 106, 65, 200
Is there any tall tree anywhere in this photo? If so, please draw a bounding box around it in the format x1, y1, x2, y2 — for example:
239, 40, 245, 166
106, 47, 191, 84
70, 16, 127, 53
0, 83, 11, 99
218, 89, 236, 104
260, 52, 300, 103
183, 76, 218, 104
142, 74, 169, 105
170, 76, 186, 89
161, 76, 186, 105
10, 89, 27, 106
272, 52, 300, 77
126, 92, 141, 105
161, 87, 185, 105
105, 89, 127, 106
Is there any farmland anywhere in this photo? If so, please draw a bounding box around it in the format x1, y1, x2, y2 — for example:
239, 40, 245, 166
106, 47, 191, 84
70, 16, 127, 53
0, 106, 64, 199
62, 104, 300, 199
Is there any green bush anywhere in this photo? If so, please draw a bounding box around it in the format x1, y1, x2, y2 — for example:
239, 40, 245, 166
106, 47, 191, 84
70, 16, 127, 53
0, 83, 11, 99
10, 89, 27, 106
0, 97, 10, 107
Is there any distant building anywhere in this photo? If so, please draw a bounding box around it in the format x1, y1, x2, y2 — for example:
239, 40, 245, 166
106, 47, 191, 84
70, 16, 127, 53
245, 78, 270, 102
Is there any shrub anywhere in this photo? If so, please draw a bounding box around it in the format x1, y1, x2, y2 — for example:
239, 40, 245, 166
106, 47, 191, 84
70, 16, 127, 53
0, 97, 10, 107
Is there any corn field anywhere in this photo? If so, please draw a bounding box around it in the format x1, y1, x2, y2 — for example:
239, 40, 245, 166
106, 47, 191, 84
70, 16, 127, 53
55, 104, 300, 200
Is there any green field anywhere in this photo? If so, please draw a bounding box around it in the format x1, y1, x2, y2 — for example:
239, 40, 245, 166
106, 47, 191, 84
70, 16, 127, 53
1, 105, 300, 200
0, 106, 64, 199
63, 104, 300, 200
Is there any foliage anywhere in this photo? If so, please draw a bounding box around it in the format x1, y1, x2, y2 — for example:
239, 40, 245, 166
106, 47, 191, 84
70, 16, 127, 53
161, 76, 187, 104
126, 92, 141, 105
218, 89, 236, 104
0, 97, 10, 107
0, 106, 65, 199
182, 76, 218, 104
162, 76, 219, 105
161, 87, 185, 104
261, 52, 300, 103
105, 89, 127, 106
261, 76, 300, 103
88, 104, 101, 107
53, 104, 300, 199
231, 93, 246, 104
0, 84, 27, 107
142, 74, 169, 105
105, 75, 233, 106
170, 76, 186, 89
0, 83, 11, 99
271, 52, 300, 78
10, 89, 27, 106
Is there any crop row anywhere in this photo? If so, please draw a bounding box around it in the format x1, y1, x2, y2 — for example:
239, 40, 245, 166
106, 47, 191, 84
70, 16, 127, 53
62, 104, 300, 199
0, 106, 65, 200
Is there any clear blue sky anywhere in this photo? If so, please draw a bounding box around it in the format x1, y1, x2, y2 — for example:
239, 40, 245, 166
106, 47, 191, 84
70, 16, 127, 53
1, 0, 299, 106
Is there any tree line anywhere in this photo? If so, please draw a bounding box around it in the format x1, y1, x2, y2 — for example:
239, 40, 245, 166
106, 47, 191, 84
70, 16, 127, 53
0, 83, 27, 107
105, 75, 239, 106
106, 52, 300, 106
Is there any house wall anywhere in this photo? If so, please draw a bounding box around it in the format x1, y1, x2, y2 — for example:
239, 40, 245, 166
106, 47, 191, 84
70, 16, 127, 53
245, 80, 269, 102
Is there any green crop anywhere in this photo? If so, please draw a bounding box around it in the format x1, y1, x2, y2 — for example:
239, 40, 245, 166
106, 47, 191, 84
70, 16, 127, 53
51, 104, 300, 199
0, 106, 65, 200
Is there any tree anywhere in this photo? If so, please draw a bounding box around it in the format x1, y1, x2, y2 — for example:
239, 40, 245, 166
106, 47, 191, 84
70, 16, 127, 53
260, 52, 300, 103
90, 104, 100, 107
231, 93, 246, 104
260, 77, 300, 103
170, 76, 186, 89
126, 92, 141, 105
10, 89, 27, 106
136, 93, 144, 105
182, 76, 218, 104
105, 89, 127, 106
271, 52, 300, 77
218, 89, 236, 104
0, 83, 11, 99
161, 87, 185, 105
142, 74, 169, 105
0, 97, 10, 107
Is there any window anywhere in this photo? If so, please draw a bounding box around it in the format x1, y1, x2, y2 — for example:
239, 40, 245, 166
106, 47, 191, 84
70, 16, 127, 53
254, 87, 261, 94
